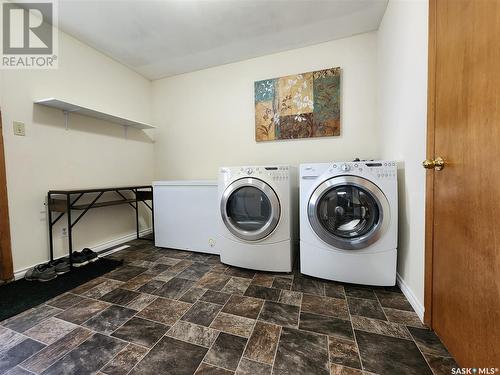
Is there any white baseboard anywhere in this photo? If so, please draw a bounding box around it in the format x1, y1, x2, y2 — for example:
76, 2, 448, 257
13, 228, 153, 280
396, 272, 425, 321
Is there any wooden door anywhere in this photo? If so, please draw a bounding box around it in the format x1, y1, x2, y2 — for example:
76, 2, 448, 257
0, 110, 13, 282
426, 0, 500, 367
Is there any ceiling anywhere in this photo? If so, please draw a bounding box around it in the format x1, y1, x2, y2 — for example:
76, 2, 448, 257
58, 0, 388, 80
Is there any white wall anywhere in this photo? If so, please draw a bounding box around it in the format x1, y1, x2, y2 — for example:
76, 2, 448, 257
378, 0, 428, 316
152, 32, 379, 179
0, 31, 154, 273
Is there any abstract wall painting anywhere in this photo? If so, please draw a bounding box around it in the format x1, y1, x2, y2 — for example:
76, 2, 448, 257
254, 67, 341, 142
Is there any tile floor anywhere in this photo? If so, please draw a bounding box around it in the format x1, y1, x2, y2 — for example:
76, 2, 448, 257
0, 239, 458, 375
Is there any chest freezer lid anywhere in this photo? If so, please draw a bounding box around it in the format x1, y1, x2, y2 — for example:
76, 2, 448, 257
153, 180, 217, 187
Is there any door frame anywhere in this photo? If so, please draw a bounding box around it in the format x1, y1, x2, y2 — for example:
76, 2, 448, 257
0, 109, 14, 282
424, 0, 437, 327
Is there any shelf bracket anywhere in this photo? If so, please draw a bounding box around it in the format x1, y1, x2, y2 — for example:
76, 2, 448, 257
124, 125, 129, 139
63, 110, 69, 130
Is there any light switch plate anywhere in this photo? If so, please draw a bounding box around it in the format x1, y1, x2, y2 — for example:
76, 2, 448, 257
13, 121, 25, 136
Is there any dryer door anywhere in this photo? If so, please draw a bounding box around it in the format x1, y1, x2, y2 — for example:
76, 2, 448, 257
308, 176, 390, 250
221, 178, 281, 241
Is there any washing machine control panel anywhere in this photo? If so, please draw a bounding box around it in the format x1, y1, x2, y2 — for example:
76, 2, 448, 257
329, 161, 397, 179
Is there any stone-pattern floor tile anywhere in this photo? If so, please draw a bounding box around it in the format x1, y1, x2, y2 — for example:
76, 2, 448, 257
105, 265, 147, 282
251, 274, 274, 287
40, 333, 126, 375
347, 297, 386, 321
324, 283, 345, 299
137, 297, 191, 325
221, 277, 251, 295
383, 307, 426, 328
46, 293, 86, 310
126, 293, 157, 311
21, 327, 93, 373
153, 277, 196, 299
328, 336, 361, 369
196, 273, 231, 291
407, 326, 451, 357
355, 330, 432, 375
181, 301, 222, 327
204, 332, 247, 371
82, 305, 136, 335
330, 364, 366, 375
424, 353, 459, 375
120, 274, 154, 291
136, 280, 165, 294
210, 312, 255, 337
274, 327, 329, 375
180, 287, 208, 303
344, 285, 377, 300
243, 321, 280, 365
167, 320, 219, 348
225, 267, 256, 279
0, 338, 45, 374
130, 336, 207, 375
1, 243, 458, 375
100, 288, 140, 305
278, 290, 302, 306
200, 290, 231, 305
299, 312, 354, 340
177, 263, 213, 281
258, 301, 299, 328
236, 358, 271, 375
375, 290, 414, 311
221, 295, 263, 319
101, 343, 148, 375
272, 277, 292, 290
243, 285, 280, 302
56, 300, 109, 324
351, 315, 411, 339
291, 276, 325, 296
195, 363, 233, 375
4, 366, 33, 375
112, 317, 169, 348
24, 317, 77, 345
302, 294, 349, 320
82, 279, 124, 299
2, 305, 61, 333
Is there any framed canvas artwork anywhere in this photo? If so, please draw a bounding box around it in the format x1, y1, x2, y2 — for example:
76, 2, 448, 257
254, 67, 341, 141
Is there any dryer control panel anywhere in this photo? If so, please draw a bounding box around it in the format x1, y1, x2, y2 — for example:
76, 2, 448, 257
221, 166, 290, 181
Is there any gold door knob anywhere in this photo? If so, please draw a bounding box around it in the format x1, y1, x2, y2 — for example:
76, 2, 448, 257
423, 157, 445, 171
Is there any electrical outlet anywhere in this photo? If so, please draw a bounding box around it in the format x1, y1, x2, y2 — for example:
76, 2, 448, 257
13, 121, 25, 136
61, 227, 68, 237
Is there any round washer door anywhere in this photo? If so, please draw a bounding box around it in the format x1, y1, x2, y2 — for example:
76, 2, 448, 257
221, 178, 280, 241
308, 175, 390, 250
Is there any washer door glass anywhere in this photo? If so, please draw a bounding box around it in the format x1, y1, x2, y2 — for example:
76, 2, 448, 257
308, 176, 390, 250
221, 178, 281, 241
317, 185, 379, 239
227, 186, 271, 231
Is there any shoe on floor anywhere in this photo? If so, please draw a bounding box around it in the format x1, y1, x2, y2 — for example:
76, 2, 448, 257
49, 258, 70, 275
71, 251, 89, 267
25, 263, 57, 282
82, 248, 99, 263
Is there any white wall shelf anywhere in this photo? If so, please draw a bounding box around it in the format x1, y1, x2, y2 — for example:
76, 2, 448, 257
34, 98, 155, 130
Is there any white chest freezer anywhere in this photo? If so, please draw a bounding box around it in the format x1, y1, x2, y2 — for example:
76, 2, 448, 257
153, 180, 218, 254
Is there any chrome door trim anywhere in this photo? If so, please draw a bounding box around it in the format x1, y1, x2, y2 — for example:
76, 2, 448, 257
308, 175, 390, 250
221, 178, 281, 241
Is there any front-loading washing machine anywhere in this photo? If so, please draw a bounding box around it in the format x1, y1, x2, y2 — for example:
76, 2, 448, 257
300, 161, 398, 285
217, 165, 298, 272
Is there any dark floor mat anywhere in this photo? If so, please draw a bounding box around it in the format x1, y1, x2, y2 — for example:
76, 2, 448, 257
0, 258, 122, 321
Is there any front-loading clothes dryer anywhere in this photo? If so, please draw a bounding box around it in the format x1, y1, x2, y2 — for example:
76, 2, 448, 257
217, 165, 298, 272
300, 161, 398, 285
